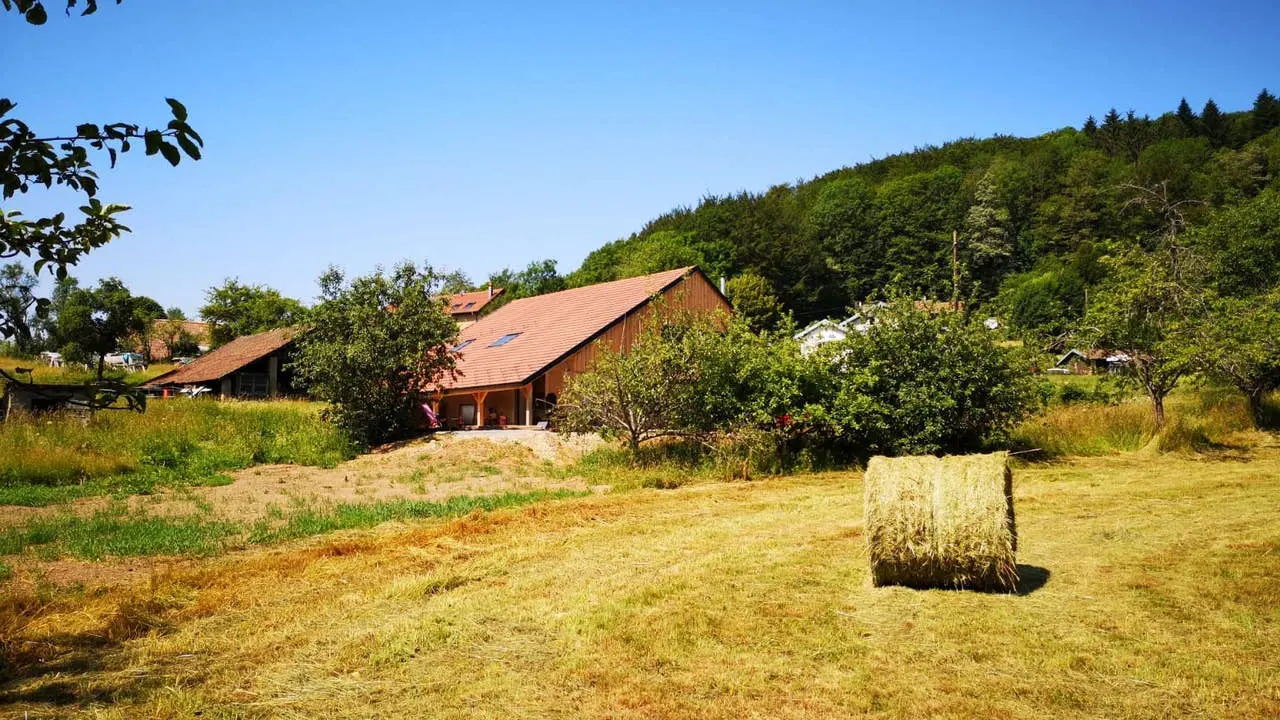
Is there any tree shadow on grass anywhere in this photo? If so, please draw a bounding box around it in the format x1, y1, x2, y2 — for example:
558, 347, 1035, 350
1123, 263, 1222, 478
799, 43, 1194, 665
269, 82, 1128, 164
0, 635, 166, 709
1014, 564, 1051, 595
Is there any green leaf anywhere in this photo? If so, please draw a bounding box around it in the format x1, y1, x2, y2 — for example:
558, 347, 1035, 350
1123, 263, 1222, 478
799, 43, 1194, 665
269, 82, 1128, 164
144, 130, 161, 156
176, 133, 201, 161
76, 123, 100, 139
25, 3, 47, 24
166, 98, 188, 122
159, 142, 180, 167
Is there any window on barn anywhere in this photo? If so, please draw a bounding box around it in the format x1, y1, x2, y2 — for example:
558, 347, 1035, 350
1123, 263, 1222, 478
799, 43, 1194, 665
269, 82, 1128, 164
489, 332, 521, 347
463, 302, 475, 309
452, 339, 474, 352
237, 372, 269, 397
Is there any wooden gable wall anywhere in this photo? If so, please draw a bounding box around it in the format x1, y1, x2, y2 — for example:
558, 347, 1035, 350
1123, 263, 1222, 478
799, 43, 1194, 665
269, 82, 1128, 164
542, 271, 730, 396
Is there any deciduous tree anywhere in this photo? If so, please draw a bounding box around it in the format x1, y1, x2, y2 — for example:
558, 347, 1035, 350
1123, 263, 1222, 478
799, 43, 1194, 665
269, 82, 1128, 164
1, 1, 201, 341
1191, 291, 1280, 425
725, 271, 782, 332
200, 279, 306, 346
56, 277, 152, 378
292, 263, 457, 446
0, 262, 42, 354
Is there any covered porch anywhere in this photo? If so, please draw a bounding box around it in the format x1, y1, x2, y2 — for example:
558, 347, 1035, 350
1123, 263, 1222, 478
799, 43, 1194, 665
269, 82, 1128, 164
433, 376, 558, 430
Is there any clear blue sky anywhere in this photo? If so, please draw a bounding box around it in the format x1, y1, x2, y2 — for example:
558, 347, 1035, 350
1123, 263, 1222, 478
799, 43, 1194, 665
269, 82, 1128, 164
5, 0, 1279, 316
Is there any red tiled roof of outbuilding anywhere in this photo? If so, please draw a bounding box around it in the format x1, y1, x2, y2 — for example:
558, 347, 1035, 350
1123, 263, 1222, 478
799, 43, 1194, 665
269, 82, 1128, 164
144, 327, 296, 386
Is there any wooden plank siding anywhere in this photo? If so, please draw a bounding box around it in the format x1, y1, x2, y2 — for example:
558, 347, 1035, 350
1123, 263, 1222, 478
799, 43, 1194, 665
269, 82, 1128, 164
542, 271, 729, 396
436, 270, 730, 426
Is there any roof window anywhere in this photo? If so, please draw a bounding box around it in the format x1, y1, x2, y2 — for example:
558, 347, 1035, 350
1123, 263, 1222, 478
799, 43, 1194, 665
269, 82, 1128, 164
463, 302, 475, 309
452, 339, 474, 352
451, 303, 462, 310
489, 332, 521, 347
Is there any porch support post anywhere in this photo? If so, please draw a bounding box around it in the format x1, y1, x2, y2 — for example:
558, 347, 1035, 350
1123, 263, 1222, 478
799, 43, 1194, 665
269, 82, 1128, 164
522, 383, 533, 426
267, 355, 279, 398
472, 391, 488, 427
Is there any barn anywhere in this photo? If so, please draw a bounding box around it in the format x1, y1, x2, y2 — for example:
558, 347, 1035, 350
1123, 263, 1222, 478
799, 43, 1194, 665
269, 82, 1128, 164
434, 266, 730, 428
143, 327, 298, 398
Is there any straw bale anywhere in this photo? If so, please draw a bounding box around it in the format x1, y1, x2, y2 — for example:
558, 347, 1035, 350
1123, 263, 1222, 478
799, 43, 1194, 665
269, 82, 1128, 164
864, 452, 1017, 591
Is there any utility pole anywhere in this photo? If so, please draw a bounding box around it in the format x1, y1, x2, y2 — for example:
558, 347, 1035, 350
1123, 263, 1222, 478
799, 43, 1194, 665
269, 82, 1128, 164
951, 230, 960, 312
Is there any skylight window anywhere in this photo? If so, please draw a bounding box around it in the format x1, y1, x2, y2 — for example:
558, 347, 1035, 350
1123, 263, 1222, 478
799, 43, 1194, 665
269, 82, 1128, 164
463, 302, 476, 309
451, 303, 462, 310
452, 339, 474, 352
489, 332, 521, 347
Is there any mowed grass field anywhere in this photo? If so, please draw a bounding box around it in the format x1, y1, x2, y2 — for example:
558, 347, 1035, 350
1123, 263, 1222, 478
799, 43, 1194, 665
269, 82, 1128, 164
2, 448, 1277, 718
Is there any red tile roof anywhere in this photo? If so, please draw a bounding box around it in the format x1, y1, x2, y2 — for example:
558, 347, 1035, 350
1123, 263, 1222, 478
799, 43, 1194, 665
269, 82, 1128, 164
144, 327, 296, 386
144, 320, 210, 359
444, 267, 696, 391
445, 287, 504, 315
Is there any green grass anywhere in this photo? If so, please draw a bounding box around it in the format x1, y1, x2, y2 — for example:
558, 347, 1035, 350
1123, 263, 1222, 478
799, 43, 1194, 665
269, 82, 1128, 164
0, 512, 240, 560
0, 354, 175, 386
6, 450, 1278, 718
551, 444, 721, 490
247, 489, 588, 544
0, 490, 587, 561
0, 400, 357, 506
1012, 384, 1275, 457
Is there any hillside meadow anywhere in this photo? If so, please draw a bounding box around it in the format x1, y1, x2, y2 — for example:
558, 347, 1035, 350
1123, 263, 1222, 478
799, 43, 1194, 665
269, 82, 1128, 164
0, 445, 1277, 718
0, 386, 1277, 717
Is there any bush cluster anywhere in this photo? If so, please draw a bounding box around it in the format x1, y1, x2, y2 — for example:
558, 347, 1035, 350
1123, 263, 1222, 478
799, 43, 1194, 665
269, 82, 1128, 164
557, 302, 1040, 471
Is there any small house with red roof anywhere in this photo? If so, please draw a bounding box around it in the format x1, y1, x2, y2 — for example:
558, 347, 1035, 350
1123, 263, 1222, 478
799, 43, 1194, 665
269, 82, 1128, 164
445, 286, 504, 327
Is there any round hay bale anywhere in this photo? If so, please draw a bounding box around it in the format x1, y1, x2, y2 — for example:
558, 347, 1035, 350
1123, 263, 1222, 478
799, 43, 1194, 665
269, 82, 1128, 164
864, 452, 1017, 592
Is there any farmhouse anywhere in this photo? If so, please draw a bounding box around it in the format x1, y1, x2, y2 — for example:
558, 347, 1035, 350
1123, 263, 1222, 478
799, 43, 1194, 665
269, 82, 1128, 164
1055, 348, 1131, 375
445, 286, 504, 328
434, 266, 730, 428
794, 315, 875, 356
144, 327, 298, 398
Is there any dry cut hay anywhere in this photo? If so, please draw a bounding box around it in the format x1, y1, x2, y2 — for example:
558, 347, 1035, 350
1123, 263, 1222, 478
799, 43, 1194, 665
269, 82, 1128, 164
864, 452, 1017, 592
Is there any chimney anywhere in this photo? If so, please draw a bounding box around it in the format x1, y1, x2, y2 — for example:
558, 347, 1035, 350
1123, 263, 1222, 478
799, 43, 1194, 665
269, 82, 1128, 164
488, 283, 493, 299
719, 276, 727, 294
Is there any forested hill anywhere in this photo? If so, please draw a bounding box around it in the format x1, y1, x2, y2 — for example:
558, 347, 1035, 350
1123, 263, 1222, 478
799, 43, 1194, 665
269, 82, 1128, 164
561, 91, 1280, 337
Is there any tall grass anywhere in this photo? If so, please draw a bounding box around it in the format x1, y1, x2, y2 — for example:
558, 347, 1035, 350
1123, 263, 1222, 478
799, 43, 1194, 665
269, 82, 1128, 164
1012, 385, 1275, 457
0, 354, 174, 386
0, 400, 357, 505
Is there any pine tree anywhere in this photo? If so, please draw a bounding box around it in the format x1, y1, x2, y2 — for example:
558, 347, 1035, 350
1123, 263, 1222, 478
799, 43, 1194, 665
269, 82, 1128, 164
1252, 88, 1280, 136
1201, 98, 1227, 146
1097, 108, 1123, 155
1083, 115, 1098, 137
1176, 97, 1199, 135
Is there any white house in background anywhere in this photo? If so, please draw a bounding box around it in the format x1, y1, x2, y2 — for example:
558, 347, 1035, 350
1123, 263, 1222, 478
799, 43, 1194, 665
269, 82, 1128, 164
795, 315, 873, 355
796, 307, 1003, 356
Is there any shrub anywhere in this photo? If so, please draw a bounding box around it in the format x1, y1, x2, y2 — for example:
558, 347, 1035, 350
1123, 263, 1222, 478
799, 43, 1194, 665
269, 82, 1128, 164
816, 302, 1040, 456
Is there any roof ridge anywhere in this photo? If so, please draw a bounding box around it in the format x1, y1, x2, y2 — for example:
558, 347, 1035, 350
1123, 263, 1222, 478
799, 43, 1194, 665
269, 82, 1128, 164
495, 266, 695, 313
